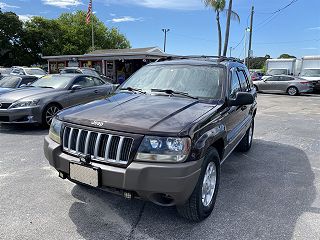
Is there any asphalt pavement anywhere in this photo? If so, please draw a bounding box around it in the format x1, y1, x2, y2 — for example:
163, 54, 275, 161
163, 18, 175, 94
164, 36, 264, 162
0, 93, 319, 240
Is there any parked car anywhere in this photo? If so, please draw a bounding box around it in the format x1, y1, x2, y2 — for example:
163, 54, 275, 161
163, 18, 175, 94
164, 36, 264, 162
0, 68, 12, 80
0, 75, 38, 95
0, 74, 116, 127
59, 67, 113, 83
251, 71, 263, 81
10, 67, 46, 78
44, 57, 257, 221
254, 75, 313, 96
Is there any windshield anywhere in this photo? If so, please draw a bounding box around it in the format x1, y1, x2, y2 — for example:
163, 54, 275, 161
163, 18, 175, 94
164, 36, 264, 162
31, 75, 73, 89
25, 68, 46, 75
60, 69, 80, 74
121, 65, 224, 99
82, 69, 100, 77
267, 69, 287, 75
0, 68, 11, 75
301, 69, 320, 77
0, 76, 20, 88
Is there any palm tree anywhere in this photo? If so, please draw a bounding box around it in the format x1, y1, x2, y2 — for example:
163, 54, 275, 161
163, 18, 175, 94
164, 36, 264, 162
203, 0, 240, 57
203, 0, 225, 56
223, 0, 240, 56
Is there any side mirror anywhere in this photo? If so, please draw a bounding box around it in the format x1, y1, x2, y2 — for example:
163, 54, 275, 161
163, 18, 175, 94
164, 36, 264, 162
70, 85, 82, 92
229, 92, 254, 107
19, 84, 26, 88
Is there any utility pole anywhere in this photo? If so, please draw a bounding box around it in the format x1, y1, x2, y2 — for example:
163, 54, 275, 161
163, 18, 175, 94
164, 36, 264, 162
247, 6, 254, 70
244, 27, 250, 66
162, 29, 170, 52
229, 47, 233, 57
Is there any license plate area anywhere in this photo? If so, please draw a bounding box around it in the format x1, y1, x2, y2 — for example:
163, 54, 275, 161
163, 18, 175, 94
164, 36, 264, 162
69, 162, 100, 187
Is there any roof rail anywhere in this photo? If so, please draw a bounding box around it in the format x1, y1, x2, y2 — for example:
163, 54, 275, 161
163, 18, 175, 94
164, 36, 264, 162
156, 55, 243, 64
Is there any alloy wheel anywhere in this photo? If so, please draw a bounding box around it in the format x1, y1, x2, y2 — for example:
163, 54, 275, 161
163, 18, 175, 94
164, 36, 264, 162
201, 162, 217, 207
45, 106, 60, 126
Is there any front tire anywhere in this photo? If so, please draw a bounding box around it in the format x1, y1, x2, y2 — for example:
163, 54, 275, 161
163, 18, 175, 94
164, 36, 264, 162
42, 104, 61, 128
177, 147, 220, 222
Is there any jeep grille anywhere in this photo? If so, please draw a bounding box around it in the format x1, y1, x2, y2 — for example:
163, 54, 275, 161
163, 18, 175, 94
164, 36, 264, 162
62, 126, 134, 165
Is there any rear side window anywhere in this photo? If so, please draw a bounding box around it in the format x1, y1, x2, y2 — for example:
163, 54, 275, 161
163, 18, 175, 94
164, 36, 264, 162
92, 77, 106, 86
230, 70, 241, 99
237, 70, 250, 91
72, 76, 95, 88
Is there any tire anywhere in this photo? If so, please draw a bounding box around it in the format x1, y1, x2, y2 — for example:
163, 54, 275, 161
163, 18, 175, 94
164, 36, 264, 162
237, 119, 254, 152
42, 103, 62, 128
287, 86, 299, 96
253, 85, 259, 92
177, 147, 220, 222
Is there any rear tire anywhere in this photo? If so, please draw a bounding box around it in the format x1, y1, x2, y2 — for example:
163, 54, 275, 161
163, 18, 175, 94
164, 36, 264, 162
287, 86, 299, 96
253, 85, 259, 92
237, 119, 254, 152
42, 103, 62, 128
177, 147, 220, 222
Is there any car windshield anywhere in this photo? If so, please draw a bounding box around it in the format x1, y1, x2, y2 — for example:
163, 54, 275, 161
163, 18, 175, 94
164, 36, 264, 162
0, 76, 20, 88
25, 68, 46, 75
30, 75, 73, 89
267, 69, 287, 75
121, 65, 224, 99
60, 69, 80, 74
82, 69, 100, 77
0, 68, 11, 75
301, 69, 320, 77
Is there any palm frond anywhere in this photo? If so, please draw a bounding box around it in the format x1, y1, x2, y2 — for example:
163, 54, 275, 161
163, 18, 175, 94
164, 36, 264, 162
223, 9, 240, 23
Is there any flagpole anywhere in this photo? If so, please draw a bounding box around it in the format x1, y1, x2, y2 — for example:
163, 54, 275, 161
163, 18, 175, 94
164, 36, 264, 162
91, 0, 95, 51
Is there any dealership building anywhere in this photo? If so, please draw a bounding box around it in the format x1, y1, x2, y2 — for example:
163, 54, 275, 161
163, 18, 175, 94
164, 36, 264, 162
42, 47, 171, 83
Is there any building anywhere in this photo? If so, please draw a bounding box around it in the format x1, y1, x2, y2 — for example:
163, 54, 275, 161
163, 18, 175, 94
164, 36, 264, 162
42, 47, 171, 83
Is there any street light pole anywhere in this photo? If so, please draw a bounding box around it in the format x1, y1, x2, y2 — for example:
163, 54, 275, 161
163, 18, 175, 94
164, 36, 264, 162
162, 29, 170, 52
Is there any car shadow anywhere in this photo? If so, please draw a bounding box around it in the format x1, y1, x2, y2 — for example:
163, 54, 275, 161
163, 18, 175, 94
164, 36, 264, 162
0, 123, 48, 135
68, 139, 316, 240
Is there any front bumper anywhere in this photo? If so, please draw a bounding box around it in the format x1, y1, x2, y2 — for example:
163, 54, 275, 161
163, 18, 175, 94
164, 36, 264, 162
44, 136, 202, 206
0, 106, 42, 124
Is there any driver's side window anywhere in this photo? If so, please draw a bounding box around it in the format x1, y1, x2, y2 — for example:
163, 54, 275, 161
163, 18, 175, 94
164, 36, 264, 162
230, 69, 241, 99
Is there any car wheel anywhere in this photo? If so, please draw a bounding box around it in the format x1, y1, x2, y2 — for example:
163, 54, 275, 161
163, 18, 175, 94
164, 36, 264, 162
237, 119, 254, 152
253, 85, 259, 92
42, 104, 61, 128
177, 147, 220, 222
287, 86, 299, 96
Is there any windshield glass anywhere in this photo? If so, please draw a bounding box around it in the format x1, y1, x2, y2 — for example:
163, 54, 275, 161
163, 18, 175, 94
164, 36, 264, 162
82, 69, 100, 77
31, 75, 73, 89
121, 65, 224, 99
0, 68, 12, 75
0, 76, 20, 88
60, 69, 80, 74
267, 69, 287, 75
301, 69, 320, 77
25, 68, 46, 75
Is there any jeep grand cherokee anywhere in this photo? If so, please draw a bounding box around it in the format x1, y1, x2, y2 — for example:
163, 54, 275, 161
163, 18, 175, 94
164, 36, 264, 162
44, 57, 257, 221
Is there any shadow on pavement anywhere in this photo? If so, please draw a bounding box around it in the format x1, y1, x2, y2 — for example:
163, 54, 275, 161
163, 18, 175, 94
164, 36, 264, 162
68, 139, 316, 240
0, 123, 47, 135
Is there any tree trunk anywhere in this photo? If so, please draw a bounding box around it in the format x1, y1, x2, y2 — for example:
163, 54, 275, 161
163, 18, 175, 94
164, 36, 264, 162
216, 11, 222, 57
223, 0, 233, 57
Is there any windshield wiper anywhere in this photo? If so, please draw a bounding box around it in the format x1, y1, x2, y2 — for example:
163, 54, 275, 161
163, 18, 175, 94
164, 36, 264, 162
151, 89, 198, 100
120, 87, 146, 94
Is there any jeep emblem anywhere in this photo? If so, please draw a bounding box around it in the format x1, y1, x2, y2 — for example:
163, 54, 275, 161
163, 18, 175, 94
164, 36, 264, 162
91, 120, 104, 127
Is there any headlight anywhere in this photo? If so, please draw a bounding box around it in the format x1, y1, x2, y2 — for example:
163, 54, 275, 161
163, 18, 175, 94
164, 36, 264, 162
135, 136, 191, 163
9, 99, 40, 109
49, 118, 63, 144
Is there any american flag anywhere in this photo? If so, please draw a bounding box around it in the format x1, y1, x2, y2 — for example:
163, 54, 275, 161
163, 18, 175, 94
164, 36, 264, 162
86, 0, 92, 24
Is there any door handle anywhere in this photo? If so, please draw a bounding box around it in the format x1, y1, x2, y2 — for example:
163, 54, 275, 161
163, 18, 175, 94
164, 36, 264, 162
94, 90, 99, 94
241, 106, 247, 111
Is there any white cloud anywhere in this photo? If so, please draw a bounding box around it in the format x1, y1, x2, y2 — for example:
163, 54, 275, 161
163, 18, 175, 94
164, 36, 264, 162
104, 0, 202, 10
307, 27, 320, 31
110, 16, 143, 23
303, 47, 318, 50
18, 14, 35, 22
0, 2, 20, 9
42, 0, 83, 8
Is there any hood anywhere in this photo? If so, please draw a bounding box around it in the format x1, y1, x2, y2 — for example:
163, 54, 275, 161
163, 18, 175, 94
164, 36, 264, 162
0, 88, 15, 95
59, 92, 216, 135
0, 87, 59, 102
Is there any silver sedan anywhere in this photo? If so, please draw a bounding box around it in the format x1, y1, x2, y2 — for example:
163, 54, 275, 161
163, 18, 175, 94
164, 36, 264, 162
0, 74, 116, 127
253, 75, 313, 96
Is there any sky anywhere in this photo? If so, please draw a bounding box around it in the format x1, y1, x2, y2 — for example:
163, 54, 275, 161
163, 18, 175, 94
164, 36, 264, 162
1, 0, 320, 58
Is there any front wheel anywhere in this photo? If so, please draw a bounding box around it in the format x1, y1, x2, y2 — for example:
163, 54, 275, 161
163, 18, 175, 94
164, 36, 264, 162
177, 147, 220, 222
42, 104, 61, 128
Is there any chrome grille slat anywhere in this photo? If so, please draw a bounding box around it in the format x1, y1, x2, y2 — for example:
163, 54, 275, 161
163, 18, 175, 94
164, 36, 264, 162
63, 127, 133, 165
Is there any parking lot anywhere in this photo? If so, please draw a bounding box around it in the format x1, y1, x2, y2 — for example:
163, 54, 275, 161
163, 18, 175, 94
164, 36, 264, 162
0, 93, 319, 240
